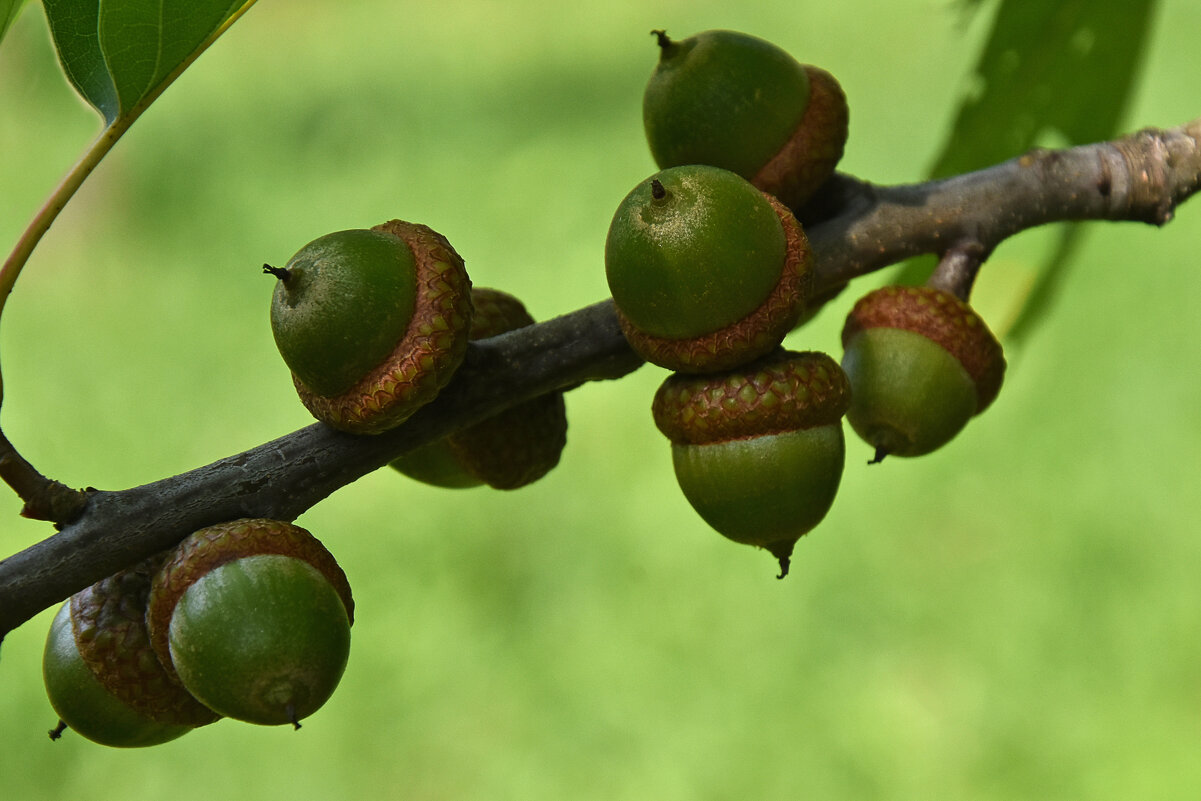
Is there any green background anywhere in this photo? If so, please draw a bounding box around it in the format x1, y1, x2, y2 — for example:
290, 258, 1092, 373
2, 1, 1200, 798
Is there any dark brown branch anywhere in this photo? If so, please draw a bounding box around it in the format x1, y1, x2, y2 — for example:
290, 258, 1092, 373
1, 118, 1198, 641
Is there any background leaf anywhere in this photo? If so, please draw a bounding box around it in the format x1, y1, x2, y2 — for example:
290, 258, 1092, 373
41, 0, 246, 125
0, 0, 26, 44
40, 0, 118, 121
895, 0, 1156, 341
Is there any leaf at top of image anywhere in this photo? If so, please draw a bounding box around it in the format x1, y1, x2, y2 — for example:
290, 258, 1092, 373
41, 0, 248, 126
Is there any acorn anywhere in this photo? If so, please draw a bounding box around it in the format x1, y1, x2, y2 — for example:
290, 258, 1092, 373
42, 558, 219, 748
605, 164, 811, 373
643, 29, 848, 209
840, 285, 1005, 461
266, 220, 473, 434
146, 519, 354, 728
390, 288, 568, 489
652, 349, 851, 577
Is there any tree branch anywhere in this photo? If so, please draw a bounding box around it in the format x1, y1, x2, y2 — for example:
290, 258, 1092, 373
1, 118, 1198, 641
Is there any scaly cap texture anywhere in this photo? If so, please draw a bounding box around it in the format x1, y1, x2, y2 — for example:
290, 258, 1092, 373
753, 65, 849, 209
70, 558, 219, 727
652, 349, 851, 445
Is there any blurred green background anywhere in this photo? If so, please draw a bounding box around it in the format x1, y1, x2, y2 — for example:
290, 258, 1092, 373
1, 1, 1200, 798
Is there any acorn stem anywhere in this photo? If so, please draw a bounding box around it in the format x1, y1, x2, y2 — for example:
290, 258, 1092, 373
650, 29, 675, 55
868, 445, 889, 465
48, 719, 67, 741
287, 703, 301, 731
262, 264, 292, 282
775, 555, 791, 580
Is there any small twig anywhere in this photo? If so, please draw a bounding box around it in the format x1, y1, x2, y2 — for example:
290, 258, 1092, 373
927, 241, 989, 301
0, 428, 88, 524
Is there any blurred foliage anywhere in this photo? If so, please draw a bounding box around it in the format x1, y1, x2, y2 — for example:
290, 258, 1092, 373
0, 1, 1199, 800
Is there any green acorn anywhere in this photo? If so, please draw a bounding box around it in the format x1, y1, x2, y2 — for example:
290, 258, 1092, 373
605, 164, 811, 373
42, 558, 219, 748
840, 285, 1005, 460
643, 29, 848, 208
652, 349, 851, 577
147, 519, 354, 728
266, 220, 473, 434
390, 288, 568, 489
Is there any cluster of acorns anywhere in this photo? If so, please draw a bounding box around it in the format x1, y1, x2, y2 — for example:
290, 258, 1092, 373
42, 28, 1006, 747
607, 29, 1006, 576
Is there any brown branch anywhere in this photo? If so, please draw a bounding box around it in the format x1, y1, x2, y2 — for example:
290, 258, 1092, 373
1, 118, 1198, 641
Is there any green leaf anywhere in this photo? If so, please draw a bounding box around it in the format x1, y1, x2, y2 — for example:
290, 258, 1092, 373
42, 0, 247, 125
929, 0, 1156, 180
0, 0, 27, 45
895, 0, 1157, 337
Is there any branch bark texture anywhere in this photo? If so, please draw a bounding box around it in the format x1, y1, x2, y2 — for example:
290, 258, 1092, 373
1, 119, 1198, 640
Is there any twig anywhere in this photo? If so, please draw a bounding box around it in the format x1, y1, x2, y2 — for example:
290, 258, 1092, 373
1, 118, 1198, 641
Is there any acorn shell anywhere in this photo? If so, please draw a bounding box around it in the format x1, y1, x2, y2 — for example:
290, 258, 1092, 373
643, 30, 811, 179
166, 554, 351, 726
652, 350, 851, 576
147, 519, 354, 683
606, 165, 811, 373
270, 221, 473, 435
841, 286, 1005, 413
840, 286, 1006, 459
390, 287, 567, 490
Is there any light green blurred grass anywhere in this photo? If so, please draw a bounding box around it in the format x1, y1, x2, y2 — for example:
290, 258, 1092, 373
1, 1, 1200, 799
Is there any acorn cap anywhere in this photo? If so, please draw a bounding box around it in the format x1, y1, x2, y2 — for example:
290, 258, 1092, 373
752, 65, 849, 209
652, 349, 851, 578
652, 349, 850, 445
67, 558, 219, 727
607, 166, 811, 374
147, 519, 354, 681
840, 285, 1005, 412
445, 289, 567, 489
272, 221, 473, 435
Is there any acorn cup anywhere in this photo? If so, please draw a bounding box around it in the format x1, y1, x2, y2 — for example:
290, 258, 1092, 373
642, 29, 849, 209
42, 557, 219, 748
266, 220, 474, 434
390, 287, 568, 490
652, 349, 852, 578
840, 285, 1006, 461
146, 519, 354, 729
605, 164, 812, 373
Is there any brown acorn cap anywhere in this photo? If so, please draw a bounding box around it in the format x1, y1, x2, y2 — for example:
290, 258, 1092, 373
652, 349, 851, 446
296, 220, 473, 434
619, 192, 812, 374
147, 519, 354, 681
439, 288, 568, 489
69, 557, 220, 727
841, 285, 1005, 412
753, 65, 849, 209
